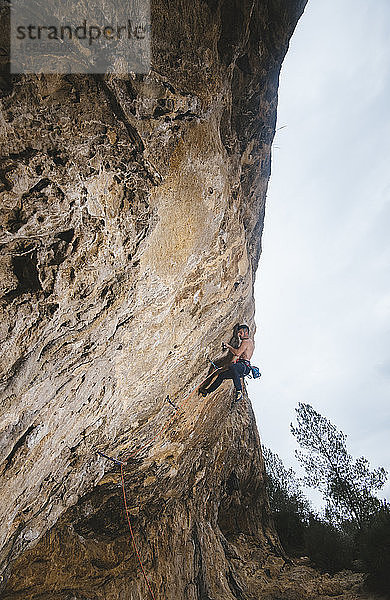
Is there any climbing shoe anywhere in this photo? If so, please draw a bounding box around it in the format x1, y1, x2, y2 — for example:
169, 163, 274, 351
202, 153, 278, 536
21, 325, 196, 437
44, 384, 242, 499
234, 390, 243, 402
199, 389, 208, 397
230, 390, 242, 409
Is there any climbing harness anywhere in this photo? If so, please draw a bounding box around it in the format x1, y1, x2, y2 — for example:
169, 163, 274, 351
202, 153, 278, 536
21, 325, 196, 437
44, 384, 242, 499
236, 358, 261, 380
237, 358, 251, 368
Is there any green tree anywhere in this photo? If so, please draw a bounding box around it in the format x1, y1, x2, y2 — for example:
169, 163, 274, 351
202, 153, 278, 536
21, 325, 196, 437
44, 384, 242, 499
291, 403, 387, 530
262, 446, 312, 553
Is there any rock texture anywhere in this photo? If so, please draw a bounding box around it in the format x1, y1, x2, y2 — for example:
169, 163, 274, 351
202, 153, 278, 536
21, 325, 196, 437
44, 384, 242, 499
0, 1, 319, 598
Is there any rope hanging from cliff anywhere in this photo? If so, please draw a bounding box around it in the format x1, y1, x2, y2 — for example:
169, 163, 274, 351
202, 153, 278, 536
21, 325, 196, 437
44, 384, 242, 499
120, 464, 157, 600
116, 364, 223, 600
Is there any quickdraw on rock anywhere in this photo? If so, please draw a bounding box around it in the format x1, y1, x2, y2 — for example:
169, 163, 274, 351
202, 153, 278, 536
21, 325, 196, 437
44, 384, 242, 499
165, 395, 180, 411
97, 450, 127, 466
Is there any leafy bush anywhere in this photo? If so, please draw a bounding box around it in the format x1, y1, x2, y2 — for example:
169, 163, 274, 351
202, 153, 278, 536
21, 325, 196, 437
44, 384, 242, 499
273, 509, 306, 554
358, 504, 390, 593
304, 520, 354, 573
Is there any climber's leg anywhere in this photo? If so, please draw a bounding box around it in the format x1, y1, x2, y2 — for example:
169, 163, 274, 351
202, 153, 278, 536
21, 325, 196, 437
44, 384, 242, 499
228, 362, 246, 392
202, 370, 232, 394
202, 362, 246, 396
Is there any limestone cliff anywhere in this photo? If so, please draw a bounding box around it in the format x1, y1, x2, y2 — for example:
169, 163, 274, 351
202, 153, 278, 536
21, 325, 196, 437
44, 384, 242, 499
0, 1, 308, 598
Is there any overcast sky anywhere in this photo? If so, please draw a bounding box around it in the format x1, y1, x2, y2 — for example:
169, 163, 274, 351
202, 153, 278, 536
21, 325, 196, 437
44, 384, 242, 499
248, 0, 390, 506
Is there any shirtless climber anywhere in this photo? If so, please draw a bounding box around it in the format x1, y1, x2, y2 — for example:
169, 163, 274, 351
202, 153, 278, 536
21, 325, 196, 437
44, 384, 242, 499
201, 324, 254, 403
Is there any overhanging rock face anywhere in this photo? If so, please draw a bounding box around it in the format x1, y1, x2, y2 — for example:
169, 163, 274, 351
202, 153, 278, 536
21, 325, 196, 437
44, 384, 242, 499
0, 1, 307, 598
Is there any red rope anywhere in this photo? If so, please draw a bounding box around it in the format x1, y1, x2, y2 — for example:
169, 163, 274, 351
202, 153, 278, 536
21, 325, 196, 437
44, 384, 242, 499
120, 464, 157, 600
118, 365, 223, 600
